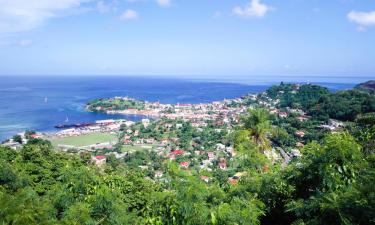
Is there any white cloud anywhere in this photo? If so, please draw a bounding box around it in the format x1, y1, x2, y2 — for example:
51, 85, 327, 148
0, 0, 92, 36
348, 11, 375, 30
97, 1, 111, 13
156, 0, 171, 7
233, 0, 272, 18
119, 9, 138, 20
96, 0, 118, 14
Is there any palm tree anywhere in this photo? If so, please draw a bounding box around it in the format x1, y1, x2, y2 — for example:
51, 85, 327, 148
242, 108, 271, 152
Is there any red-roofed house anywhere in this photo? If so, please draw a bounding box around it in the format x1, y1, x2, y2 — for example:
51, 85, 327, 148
228, 177, 238, 186
278, 112, 288, 118
30, 133, 42, 139
200, 176, 210, 183
219, 162, 227, 170
179, 162, 189, 168
169, 149, 185, 159
92, 155, 106, 166
207, 152, 215, 160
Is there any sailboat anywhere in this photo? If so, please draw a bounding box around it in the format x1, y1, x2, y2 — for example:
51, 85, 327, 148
65, 116, 69, 123
44, 97, 48, 103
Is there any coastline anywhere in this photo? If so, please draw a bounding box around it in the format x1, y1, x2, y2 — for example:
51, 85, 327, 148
0, 77, 364, 141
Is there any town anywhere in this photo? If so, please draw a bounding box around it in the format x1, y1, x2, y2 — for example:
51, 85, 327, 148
2, 83, 349, 185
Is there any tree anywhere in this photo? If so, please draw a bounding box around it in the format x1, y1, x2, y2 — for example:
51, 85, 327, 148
242, 108, 272, 152
285, 132, 372, 224
12, 135, 22, 144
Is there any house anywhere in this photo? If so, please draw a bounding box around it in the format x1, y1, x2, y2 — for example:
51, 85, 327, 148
179, 162, 189, 168
216, 143, 226, 151
124, 121, 135, 127
154, 171, 163, 178
207, 152, 215, 160
92, 155, 106, 166
200, 160, 213, 169
278, 112, 288, 118
219, 162, 227, 170
139, 166, 149, 170
295, 131, 305, 138
318, 125, 336, 131
234, 172, 247, 178
329, 119, 344, 127
169, 149, 185, 159
171, 149, 185, 155
270, 109, 279, 114
228, 177, 239, 186
296, 142, 305, 147
160, 139, 169, 145
30, 133, 42, 139
297, 116, 308, 122
200, 176, 210, 183
126, 129, 133, 134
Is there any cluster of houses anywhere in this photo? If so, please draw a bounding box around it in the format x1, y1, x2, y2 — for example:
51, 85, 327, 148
2, 131, 43, 150
98, 96, 253, 126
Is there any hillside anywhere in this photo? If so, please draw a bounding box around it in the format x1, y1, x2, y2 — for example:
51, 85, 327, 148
355, 80, 375, 94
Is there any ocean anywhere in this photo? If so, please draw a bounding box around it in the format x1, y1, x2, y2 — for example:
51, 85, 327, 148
0, 75, 370, 141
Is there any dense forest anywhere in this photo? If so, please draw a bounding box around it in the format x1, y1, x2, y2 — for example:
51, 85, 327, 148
266, 83, 375, 121
1, 83, 375, 225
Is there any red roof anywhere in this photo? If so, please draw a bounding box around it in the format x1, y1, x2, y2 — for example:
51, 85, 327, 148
171, 150, 185, 155
200, 176, 209, 181
179, 162, 189, 167
95, 155, 106, 160
228, 177, 238, 186
30, 134, 41, 139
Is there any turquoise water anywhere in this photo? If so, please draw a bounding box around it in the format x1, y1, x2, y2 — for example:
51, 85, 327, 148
0, 75, 367, 140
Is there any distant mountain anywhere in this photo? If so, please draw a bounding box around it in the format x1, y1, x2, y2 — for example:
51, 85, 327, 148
355, 80, 375, 94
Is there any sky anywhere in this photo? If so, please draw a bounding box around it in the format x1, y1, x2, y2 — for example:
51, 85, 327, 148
0, 0, 374, 78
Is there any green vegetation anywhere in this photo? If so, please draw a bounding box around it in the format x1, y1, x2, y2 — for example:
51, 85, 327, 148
87, 97, 145, 112
50, 133, 117, 147
12, 135, 22, 144
267, 83, 375, 121
2, 120, 374, 224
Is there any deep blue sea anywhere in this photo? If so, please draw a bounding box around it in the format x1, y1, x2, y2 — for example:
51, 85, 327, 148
0, 75, 371, 141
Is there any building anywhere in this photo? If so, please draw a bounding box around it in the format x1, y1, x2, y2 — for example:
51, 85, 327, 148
200, 176, 210, 183
92, 155, 106, 166
179, 162, 189, 168
295, 131, 305, 138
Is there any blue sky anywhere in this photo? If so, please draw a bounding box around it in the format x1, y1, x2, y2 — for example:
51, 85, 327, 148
0, 0, 374, 78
